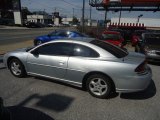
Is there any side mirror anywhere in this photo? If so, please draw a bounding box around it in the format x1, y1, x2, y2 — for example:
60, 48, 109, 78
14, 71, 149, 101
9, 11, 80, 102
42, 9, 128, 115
31, 49, 39, 55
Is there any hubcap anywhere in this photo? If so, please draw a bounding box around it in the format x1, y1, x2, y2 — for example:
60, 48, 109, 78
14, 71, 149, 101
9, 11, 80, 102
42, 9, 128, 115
89, 78, 108, 96
37, 41, 42, 45
11, 61, 21, 75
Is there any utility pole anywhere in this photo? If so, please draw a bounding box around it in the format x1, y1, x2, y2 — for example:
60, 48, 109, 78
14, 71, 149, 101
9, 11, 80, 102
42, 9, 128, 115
82, 0, 85, 33
43, 9, 45, 15
104, 10, 107, 27
55, 7, 57, 12
118, 6, 122, 25
105, 10, 107, 22
137, 14, 143, 23
73, 8, 74, 17
89, 5, 92, 26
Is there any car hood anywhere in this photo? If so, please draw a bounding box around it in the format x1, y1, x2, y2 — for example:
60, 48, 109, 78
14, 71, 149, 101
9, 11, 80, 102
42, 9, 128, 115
6, 47, 32, 54
35, 35, 50, 41
123, 52, 146, 64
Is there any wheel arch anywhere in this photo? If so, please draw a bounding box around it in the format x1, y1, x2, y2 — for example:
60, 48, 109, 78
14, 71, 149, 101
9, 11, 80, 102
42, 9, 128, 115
7, 56, 23, 68
82, 71, 116, 92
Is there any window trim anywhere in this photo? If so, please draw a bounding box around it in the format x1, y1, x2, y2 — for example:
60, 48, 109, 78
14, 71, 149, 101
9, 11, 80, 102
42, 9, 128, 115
30, 42, 74, 57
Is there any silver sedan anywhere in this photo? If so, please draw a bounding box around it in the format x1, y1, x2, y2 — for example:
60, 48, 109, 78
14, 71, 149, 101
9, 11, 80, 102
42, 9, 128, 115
3, 39, 152, 98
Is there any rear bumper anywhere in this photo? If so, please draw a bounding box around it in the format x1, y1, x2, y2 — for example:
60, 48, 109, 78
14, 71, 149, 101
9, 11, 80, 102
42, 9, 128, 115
116, 66, 152, 93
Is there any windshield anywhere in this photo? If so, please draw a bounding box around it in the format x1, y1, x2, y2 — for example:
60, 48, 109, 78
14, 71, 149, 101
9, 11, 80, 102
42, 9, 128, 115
90, 40, 128, 58
101, 33, 121, 40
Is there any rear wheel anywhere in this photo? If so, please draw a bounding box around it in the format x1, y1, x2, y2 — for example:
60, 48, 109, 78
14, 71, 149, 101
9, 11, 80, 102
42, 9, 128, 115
9, 58, 26, 78
86, 74, 112, 99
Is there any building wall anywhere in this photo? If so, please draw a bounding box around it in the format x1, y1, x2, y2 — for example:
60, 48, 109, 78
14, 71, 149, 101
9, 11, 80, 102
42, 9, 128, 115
111, 18, 160, 28
27, 15, 52, 24
62, 18, 73, 24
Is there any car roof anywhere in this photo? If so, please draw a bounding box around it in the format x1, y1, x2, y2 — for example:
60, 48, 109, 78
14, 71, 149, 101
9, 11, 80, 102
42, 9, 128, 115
31, 38, 122, 59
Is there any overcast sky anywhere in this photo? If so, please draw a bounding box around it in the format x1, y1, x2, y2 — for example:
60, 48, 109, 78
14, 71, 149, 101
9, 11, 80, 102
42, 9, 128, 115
21, 0, 160, 20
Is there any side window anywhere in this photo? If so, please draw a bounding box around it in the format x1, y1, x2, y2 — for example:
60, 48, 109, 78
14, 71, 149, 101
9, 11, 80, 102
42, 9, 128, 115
73, 44, 99, 57
56, 31, 68, 37
37, 43, 73, 56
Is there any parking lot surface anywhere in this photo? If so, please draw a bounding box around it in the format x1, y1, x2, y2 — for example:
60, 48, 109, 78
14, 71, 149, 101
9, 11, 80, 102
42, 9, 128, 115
0, 29, 160, 120
0, 62, 160, 120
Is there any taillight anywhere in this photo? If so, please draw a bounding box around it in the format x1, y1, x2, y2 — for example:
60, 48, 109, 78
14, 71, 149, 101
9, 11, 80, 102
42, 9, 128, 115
135, 60, 147, 73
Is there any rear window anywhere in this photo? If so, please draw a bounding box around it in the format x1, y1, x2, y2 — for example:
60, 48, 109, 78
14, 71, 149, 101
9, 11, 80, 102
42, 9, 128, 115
90, 40, 128, 58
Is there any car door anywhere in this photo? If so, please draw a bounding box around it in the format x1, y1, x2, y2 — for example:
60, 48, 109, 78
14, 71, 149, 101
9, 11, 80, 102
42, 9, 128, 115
66, 44, 100, 83
26, 42, 73, 79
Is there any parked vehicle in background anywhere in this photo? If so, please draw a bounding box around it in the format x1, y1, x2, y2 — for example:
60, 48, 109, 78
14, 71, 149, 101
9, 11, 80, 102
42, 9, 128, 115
108, 28, 125, 39
34, 30, 89, 46
25, 22, 45, 28
46, 23, 55, 27
137, 33, 160, 62
100, 31, 126, 48
3, 39, 152, 98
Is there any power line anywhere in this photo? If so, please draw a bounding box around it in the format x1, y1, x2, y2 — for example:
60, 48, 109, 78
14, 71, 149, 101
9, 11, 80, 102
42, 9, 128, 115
59, 0, 82, 8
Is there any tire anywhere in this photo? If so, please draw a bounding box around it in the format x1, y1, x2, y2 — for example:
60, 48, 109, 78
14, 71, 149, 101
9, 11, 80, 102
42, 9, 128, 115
35, 40, 42, 46
9, 58, 26, 78
86, 74, 112, 99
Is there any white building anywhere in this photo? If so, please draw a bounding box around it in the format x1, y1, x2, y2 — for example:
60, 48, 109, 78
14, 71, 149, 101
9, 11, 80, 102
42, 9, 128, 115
27, 15, 52, 24
111, 17, 160, 28
62, 18, 73, 24
87, 19, 98, 27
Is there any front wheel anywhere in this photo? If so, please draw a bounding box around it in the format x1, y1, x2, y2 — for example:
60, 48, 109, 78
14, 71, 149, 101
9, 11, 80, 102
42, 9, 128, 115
9, 58, 26, 78
86, 74, 112, 99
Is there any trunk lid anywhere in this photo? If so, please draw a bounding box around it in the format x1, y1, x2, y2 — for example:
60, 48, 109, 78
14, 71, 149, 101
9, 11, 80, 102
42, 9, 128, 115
123, 52, 146, 64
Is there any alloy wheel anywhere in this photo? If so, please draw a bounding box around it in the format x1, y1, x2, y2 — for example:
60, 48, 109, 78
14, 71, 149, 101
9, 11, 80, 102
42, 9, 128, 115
89, 78, 108, 96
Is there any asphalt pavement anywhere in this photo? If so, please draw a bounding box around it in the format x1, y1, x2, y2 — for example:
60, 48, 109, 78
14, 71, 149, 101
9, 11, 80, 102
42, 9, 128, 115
0, 27, 160, 120
0, 62, 159, 120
